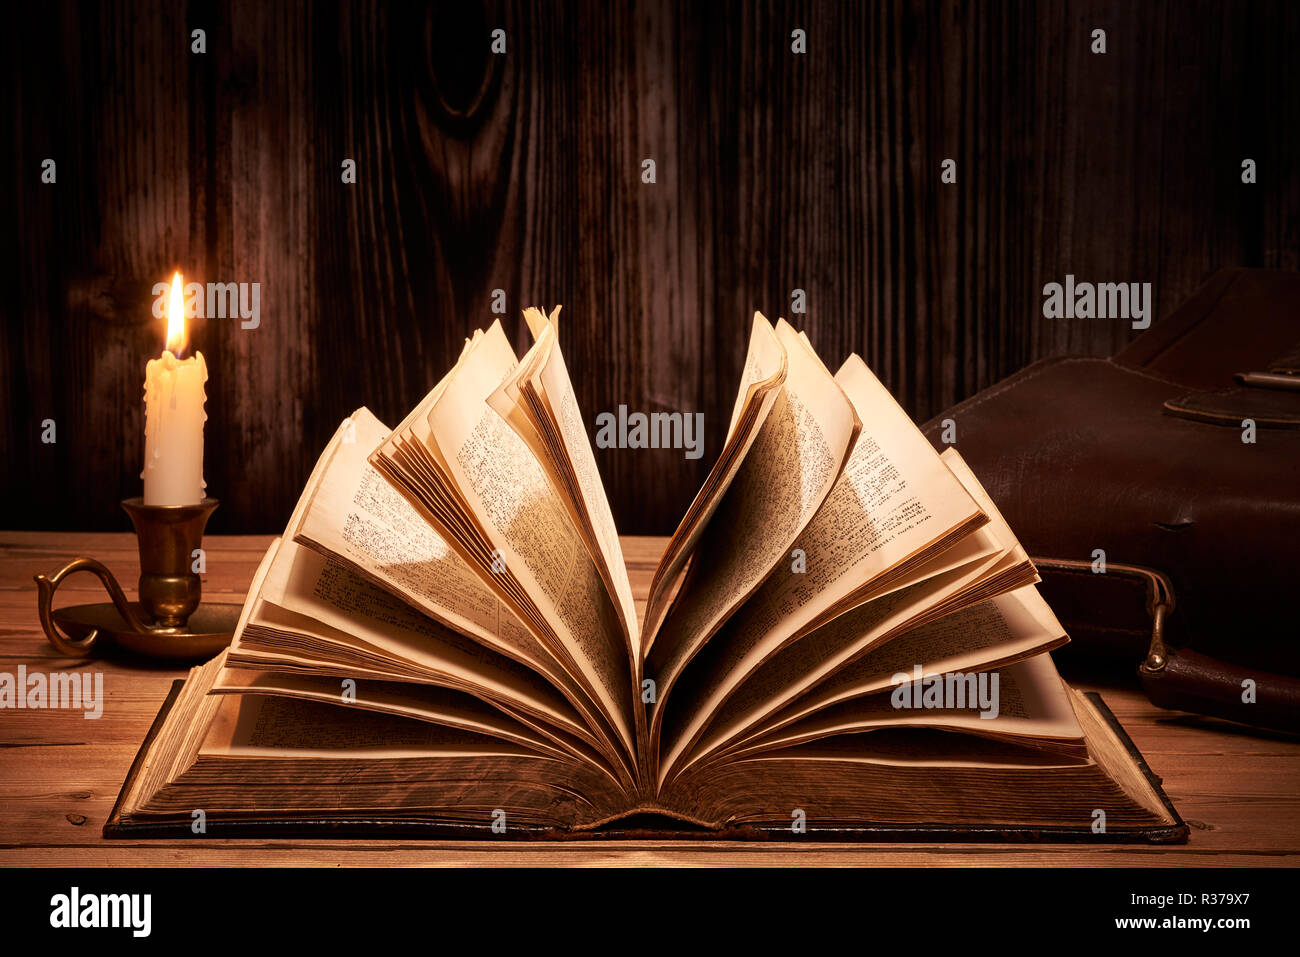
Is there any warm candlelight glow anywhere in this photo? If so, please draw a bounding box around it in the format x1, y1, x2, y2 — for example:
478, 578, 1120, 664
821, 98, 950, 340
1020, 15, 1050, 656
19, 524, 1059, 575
166, 271, 187, 356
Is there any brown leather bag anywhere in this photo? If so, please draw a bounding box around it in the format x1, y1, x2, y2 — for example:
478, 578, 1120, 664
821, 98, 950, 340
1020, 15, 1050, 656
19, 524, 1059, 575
921, 268, 1300, 732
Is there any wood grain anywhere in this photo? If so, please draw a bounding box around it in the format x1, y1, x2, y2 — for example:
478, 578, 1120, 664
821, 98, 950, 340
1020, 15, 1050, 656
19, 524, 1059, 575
2, 0, 1298, 534
1, 531, 1298, 866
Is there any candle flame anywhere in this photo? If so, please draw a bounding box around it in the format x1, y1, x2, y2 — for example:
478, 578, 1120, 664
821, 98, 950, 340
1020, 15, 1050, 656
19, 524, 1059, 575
165, 271, 187, 355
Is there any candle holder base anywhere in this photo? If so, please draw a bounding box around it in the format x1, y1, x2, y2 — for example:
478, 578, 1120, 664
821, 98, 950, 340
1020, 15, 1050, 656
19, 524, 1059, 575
43, 598, 241, 661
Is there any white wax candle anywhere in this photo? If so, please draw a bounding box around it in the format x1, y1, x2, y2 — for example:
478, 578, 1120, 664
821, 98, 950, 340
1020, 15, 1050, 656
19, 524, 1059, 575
142, 349, 208, 505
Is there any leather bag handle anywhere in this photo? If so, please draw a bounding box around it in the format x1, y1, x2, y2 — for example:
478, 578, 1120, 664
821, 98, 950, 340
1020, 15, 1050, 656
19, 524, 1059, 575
1032, 557, 1300, 733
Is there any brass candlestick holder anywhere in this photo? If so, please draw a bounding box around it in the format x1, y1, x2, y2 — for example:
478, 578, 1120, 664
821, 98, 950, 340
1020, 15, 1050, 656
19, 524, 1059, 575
34, 497, 242, 661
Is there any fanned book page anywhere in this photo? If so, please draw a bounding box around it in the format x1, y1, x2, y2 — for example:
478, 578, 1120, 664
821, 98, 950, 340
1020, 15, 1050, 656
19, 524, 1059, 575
106, 308, 1186, 843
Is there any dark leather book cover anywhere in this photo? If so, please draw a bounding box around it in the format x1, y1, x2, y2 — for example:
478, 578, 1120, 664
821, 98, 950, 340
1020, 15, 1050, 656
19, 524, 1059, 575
104, 685, 1188, 844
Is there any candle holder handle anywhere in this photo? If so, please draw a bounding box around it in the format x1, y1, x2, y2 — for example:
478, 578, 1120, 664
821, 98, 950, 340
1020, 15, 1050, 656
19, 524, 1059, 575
34, 558, 149, 656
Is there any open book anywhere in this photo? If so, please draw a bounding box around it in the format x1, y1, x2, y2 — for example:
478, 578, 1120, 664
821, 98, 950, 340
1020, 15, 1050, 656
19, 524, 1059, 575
107, 311, 1186, 841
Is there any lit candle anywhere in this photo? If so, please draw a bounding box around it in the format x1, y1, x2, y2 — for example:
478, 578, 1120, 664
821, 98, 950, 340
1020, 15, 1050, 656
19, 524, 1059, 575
142, 272, 208, 505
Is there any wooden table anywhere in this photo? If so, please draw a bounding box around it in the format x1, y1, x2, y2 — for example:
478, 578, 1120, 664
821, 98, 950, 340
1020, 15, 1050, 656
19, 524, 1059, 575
2, 531, 1298, 867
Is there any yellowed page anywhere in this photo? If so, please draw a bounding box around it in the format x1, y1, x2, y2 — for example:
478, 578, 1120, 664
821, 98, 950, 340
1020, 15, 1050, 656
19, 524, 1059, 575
211, 659, 613, 779
228, 534, 277, 660
215, 694, 544, 760
939, 446, 1029, 568
822, 354, 985, 582
489, 309, 638, 659
291, 410, 554, 677
648, 320, 860, 767
728, 656, 1084, 760
230, 622, 458, 684
232, 565, 608, 762
661, 529, 1007, 783
719, 585, 1068, 755
368, 327, 634, 782
419, 322, 637, 760
665, 450, 1039, 779
253, 535, 585, 735
642, 314, 787, 653
654, 353, 988, 752
726, 315, 787, 436
535, 323, 637, 643
212, 667, 569, 757
485, 318, 550, 464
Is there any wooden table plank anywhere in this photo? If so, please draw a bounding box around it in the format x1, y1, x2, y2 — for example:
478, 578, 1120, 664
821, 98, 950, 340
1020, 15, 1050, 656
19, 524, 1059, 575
2, 531, 1298, 867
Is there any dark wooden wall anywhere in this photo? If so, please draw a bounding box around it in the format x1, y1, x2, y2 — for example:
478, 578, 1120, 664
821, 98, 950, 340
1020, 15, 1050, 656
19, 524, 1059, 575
3, 1, 1297, 534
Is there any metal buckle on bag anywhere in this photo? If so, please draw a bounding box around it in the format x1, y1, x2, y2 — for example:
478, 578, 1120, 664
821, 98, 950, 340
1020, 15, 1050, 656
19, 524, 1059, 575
1029, 557, 1176, 673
